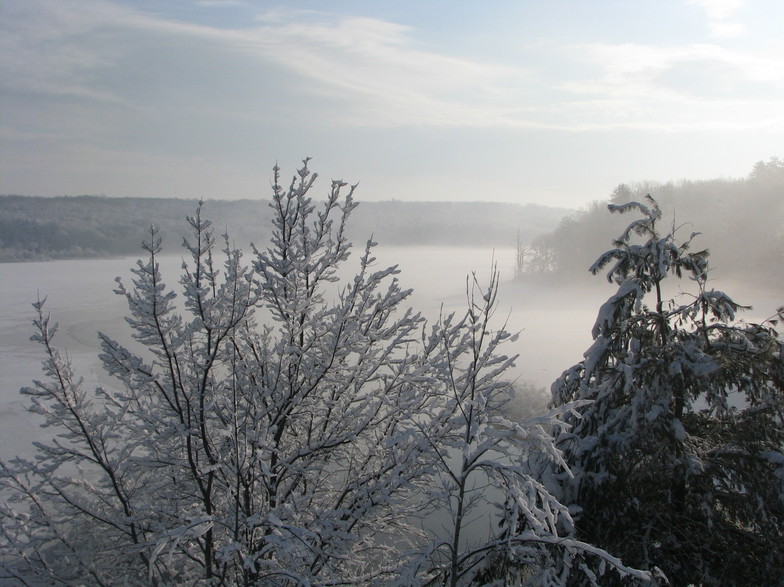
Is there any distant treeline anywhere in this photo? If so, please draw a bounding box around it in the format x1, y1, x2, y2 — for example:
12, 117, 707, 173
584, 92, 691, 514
0, 195, 569, 262
517, 158, 784, 286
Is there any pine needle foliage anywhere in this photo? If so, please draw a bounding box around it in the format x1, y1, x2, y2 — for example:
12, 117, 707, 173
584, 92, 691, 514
551, 195, 784, 584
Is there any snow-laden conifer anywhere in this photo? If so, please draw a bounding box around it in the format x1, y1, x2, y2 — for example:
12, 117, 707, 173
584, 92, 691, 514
551, 195, 784, 584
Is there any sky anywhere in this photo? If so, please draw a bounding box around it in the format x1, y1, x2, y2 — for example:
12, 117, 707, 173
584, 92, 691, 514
1, 0, 782, 208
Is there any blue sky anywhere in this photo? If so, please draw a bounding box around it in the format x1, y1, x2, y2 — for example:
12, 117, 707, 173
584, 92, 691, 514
1, 0, 782, 208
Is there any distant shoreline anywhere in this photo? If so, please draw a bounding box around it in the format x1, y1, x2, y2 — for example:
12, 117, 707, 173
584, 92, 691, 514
0, 195, 572, 262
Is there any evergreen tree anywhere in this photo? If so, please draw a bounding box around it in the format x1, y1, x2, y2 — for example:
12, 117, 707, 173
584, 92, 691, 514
551, 195, 784, 583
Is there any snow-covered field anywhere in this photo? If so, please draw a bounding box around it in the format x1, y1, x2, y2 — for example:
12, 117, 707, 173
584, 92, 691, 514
1, 246, 778, 462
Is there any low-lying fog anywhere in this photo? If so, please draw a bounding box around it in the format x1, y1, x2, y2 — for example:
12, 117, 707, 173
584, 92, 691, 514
1, 246, 779, 462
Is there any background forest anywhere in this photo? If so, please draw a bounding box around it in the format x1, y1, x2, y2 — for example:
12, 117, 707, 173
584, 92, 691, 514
0, 196, 567, 262
517, 158, 784, 286
3, 159, 782, 291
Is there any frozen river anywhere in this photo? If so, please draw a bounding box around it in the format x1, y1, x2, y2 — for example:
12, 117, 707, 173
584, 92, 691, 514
1, 245, 779, 461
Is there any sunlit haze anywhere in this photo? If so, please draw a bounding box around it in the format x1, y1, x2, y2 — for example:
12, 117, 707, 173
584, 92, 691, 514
1, 0, 782, 207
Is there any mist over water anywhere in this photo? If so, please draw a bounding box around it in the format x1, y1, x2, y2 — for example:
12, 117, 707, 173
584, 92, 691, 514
1, 245, 780, 461
333, 245, 607, 395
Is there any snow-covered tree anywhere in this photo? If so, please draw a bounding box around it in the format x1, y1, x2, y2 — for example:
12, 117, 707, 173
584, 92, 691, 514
551, 195, 784, 584
405, 271, 652, 586
1, 161, 436, 585
1, 161, 649, 585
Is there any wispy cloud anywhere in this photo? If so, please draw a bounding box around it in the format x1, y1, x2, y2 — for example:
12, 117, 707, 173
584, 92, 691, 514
689, 0, 744, 20
228, 14, 530, 128
688, 0, 747, 37
0, 2, 530, 129
555, 39, 784, 131
196, 0, 248, 7
1, 0, 782, 139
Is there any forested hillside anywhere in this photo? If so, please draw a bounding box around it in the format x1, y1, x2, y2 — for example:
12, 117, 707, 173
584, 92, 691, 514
0, 196, 568, 261
517, 158, 784, 286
